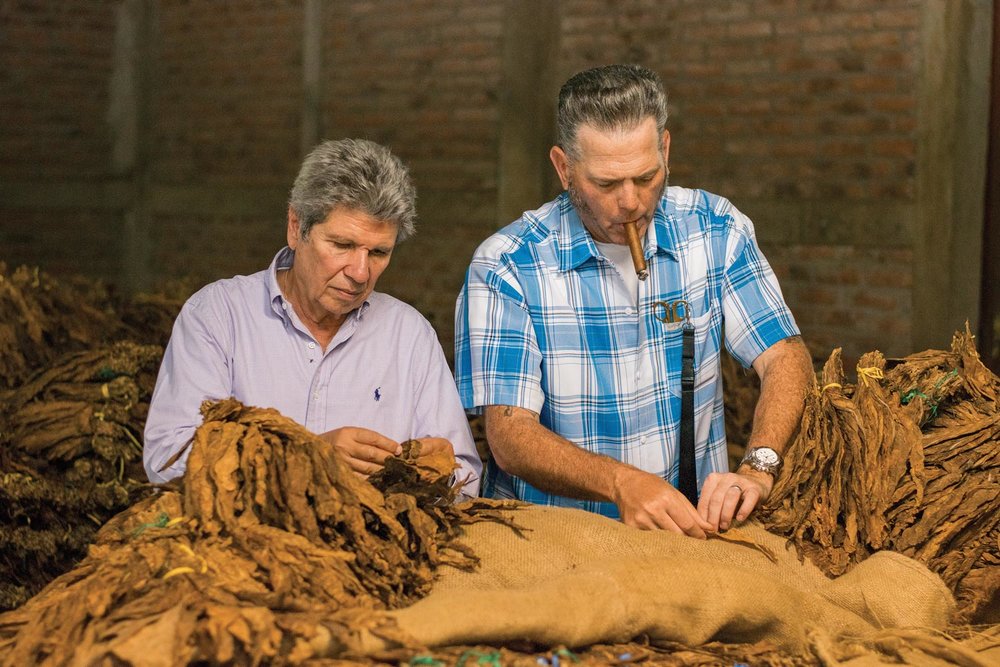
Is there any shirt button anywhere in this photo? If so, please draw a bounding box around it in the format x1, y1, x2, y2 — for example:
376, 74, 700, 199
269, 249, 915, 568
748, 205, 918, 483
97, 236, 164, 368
307, 342, 316, 349
640, 436, 647, 444
625, 308, 635, 315
313, 392, 319, 400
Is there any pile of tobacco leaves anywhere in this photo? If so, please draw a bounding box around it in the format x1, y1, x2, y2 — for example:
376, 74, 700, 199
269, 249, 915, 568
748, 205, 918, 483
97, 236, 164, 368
763, 325, 1000, 623
0, 263, 183, 610
0, 399, 517, 664
1, 262, 998, 665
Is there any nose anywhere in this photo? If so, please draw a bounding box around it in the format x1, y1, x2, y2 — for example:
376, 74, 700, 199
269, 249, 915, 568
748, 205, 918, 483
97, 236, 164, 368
344, 248, 370, 284
618, 181, 639, 214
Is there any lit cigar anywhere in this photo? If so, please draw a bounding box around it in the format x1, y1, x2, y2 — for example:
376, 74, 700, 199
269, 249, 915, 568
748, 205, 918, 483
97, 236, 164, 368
623, 221, 648, 280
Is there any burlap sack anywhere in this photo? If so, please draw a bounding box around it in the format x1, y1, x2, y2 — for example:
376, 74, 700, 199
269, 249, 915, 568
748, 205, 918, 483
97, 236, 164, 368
356, 504, 955, 654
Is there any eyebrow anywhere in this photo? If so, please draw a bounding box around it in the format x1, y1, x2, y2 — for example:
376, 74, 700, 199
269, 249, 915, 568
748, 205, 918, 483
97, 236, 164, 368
326, 233, 394, 255
593, 166, 661, 184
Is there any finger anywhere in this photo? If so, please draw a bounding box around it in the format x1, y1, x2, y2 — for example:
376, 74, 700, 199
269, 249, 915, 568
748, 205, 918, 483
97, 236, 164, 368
734, 487, 761, 523
363, 444, 395, 464
702, 485, 732, 532
696, 475, 721, 520
718, 484, 745, 531
351, 428, 401, 454
414, 437, 454, 455
669, 505, 707, 539
648, 510, 684, 535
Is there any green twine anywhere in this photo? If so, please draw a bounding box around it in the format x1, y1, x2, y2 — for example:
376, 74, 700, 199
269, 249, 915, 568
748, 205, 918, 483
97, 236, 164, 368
132, 511, 171, 536
409, 657, 443, 667
900, 368, 959, 418
94, 366, 119, 382
555, 648, 579, 663
457, 649, 502, 667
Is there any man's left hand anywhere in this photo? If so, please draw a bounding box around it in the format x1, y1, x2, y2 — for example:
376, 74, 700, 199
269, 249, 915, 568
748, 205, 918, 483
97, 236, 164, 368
411, 437, 455, 458
697, 469, 774, 532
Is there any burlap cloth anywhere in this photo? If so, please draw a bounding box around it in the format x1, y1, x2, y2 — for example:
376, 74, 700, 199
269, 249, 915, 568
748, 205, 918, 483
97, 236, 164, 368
352, 504, 955, 655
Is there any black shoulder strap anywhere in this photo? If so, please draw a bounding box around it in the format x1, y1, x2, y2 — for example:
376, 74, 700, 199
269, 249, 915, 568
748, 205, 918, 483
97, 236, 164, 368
678, 323, 698, 505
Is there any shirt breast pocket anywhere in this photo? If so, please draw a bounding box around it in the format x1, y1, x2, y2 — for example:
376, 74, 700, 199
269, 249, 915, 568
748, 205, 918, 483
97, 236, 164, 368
659, 300, 722, 396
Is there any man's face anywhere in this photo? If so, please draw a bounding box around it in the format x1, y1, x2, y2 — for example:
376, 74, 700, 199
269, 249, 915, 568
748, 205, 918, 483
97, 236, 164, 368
286, 206, 397, 325
550, 116, 670, 245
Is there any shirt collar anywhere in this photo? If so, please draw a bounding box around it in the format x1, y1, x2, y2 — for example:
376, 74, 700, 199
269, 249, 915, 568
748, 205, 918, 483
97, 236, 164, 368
556, 191, 679, 273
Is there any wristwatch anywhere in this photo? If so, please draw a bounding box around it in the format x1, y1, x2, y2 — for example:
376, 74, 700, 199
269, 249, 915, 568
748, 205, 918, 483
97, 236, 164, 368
739, 447, 783, 477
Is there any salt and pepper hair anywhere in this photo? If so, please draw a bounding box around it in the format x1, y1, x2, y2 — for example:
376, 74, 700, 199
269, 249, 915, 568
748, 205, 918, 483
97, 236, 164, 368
556, 64, 669, 161
289, 138, 417, 241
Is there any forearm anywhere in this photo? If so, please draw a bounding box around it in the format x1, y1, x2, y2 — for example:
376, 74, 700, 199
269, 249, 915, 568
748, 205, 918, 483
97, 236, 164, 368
484, 405, 630, 503
746, 335, 814, 456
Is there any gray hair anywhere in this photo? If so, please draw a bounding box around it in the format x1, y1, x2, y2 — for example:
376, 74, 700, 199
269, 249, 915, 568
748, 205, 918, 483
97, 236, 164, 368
289, 138, 417, 241
556, 64, 669, 161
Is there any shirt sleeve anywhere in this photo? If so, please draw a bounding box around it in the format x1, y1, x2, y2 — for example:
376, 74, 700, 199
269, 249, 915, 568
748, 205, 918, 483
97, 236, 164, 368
143, 291, 233, 483
721, 209, 800, 368
455, 255, 546, 416
408, 319, 483, 499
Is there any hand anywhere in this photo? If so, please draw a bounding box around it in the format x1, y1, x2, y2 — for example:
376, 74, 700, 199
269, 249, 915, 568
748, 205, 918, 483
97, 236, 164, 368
318, 426, 401, 476
411, 437, 454, 458
410, 437, 458, 480
613, 468, 714, 539
697, 469, 773, 532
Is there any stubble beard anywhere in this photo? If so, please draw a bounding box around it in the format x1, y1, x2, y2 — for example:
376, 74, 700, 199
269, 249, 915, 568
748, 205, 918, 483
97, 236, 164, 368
567, 175, 669, 245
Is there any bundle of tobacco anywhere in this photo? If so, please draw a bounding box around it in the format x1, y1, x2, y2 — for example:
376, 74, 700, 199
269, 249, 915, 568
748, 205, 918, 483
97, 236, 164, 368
0, 263, 121, 390
763, 327, 1000, 622
0, 341, 163, 611
0, 399, 517, 665
0, 263, 184, 390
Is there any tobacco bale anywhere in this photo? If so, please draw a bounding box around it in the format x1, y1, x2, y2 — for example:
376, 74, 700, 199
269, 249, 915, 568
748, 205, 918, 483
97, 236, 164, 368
0, 264, 122, 389
0, 399, 518, 665
886, 324, 999, 427
0, 341, 162, 610
0, 263, 186, 391
763, 333, 1000, 622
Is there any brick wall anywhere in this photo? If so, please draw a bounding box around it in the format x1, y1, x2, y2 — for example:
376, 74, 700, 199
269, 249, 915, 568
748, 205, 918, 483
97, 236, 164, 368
557, 0, 921, 367
323, 0, 504, 357
153, 1, 303, 186
0, 0, 961, 368
0, 2, 118, 180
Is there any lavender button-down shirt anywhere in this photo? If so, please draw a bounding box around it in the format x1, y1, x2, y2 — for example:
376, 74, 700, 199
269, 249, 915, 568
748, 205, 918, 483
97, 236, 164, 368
143, 247, 481, 496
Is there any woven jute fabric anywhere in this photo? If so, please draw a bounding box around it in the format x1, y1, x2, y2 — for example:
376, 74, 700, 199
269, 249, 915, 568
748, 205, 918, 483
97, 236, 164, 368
357, 504, 954, 653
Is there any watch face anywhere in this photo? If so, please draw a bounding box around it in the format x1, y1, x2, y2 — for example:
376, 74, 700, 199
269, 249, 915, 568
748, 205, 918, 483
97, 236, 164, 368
755, 448, 780, 466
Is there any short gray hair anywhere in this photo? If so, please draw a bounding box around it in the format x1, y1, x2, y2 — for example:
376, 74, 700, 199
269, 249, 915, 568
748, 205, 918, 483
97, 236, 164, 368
289, 138, 417, 241
556, 64, 669, 161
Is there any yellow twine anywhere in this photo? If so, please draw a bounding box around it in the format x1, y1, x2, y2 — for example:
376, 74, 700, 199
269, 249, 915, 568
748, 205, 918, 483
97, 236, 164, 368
856, 366, 884, 387
166, 517, 185, 528
821, 383, 842, 391
100, 383, 110, 399
162, 566, 195, 580
177, 543, 208, 573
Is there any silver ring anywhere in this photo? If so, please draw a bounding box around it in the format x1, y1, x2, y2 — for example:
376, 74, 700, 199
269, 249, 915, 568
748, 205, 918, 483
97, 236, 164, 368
730, 484, 743, 493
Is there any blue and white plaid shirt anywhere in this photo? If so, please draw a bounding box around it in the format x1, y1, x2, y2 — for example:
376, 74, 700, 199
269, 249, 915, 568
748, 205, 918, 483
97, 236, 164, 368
455, 187, 799, 517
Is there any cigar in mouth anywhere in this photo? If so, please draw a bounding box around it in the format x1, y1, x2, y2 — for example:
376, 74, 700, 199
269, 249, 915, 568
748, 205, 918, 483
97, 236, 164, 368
623, 221, 648, 280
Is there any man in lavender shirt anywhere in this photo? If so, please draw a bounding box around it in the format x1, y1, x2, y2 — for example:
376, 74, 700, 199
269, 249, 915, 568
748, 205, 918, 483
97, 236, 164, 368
143, 138, 481, 497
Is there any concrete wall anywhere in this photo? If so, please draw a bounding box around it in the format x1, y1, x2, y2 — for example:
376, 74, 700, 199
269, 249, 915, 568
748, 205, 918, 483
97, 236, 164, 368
0, 0, 992, 367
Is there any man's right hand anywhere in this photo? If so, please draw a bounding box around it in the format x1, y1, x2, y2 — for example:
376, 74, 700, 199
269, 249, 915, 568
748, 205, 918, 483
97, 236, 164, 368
318, 426, 401, 476
612, 467, 714, 539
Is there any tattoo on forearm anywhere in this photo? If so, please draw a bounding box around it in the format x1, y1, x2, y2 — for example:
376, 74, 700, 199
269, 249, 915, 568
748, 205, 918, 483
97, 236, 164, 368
503, 406, 515, 417
781, 335, 803, 346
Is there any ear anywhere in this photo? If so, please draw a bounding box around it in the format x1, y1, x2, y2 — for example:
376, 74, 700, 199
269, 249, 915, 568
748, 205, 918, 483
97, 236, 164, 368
287, 207, 301, 249
661, 129, 671, 165
549, 145, 572, 190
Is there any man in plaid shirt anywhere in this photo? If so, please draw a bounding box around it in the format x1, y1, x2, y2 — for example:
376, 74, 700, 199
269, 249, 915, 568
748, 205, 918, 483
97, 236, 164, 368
455, 64, 813, 537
